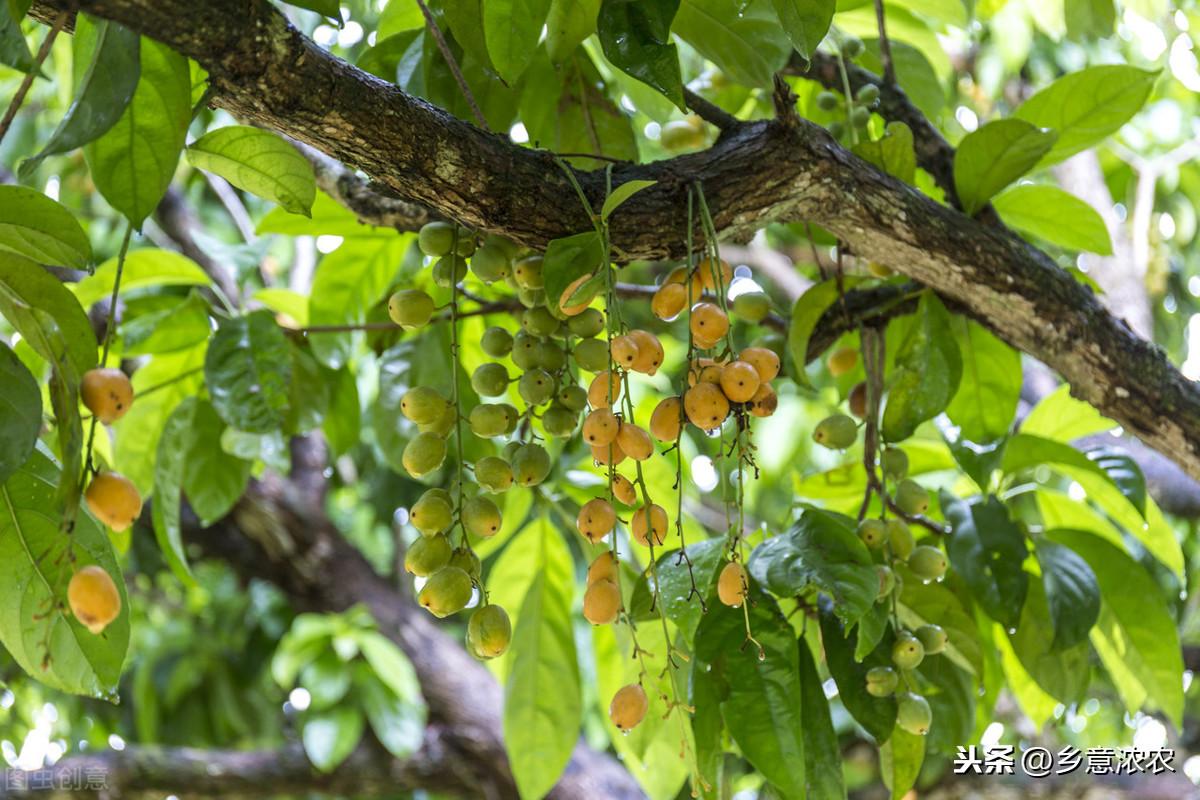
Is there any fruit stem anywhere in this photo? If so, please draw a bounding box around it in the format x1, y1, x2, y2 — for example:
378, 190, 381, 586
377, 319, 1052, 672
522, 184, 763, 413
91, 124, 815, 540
84, 223, 134, 481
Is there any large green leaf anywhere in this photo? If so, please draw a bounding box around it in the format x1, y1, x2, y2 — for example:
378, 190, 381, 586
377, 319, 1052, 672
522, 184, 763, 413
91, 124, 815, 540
204, 311, 292, 434
121, 292, 212, 356
953, 119, 1057, 216
0, 254, 98, 378
0, 186, 92, 269
0, 448, 130, 697
880, 727, 924, 798
1020, 383, 1115, 442
895, 563, 983, 676
881, 292, 961, 442
1033, 539, 1099, 651
942, 493, 1027, 628
851, 121, 916, 184
672, 0, 793, 88
75, 248, 212, 309
818, 607, 896, 743
546, 0, 600, 62
598, 0, 685, 109
541, 231, 606, 314
187, 126, 317, 217
0, 0, 34, 71
482, 0, 552, 83
151, 398, 199, 584
302, 706, 365, 772
772, 0, 835, 61
1008, 579, 1089, 704
0, 340, 40, 486
1014, 65, 1159, 167
354, 663, 426, 760
308, 236, 408, 368
787, 276, 867, 388
646, 536, 725, 643
944, 320, 1020, 443
798, 638, 846, 799
1001, 434, 1147, 517
182, 400, 252, 525
503, 516, 580, 800
992, 184, 1113, 255
20, 16, 140, 178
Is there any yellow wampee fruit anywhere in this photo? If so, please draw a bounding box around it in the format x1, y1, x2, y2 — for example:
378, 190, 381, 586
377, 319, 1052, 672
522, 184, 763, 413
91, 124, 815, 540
583, 579, 621, 625
717, 562, 748, 607
81, 368, 134, 424
85, 472, 142, 532
68, 565, 121, 634
609, 683, 649, 731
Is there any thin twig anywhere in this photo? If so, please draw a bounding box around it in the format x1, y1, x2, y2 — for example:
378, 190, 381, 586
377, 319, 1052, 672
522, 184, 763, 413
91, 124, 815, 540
683, 88, 740, 132
0, 9, 68, 147
414, 0, 488, 130
872, 0, 896, 86
84, 224, 134, 478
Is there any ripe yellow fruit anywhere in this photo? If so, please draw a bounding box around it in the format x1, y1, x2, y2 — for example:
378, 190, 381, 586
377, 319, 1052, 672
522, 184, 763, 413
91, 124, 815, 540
748, 383, 778, 418
631, 503, 667, 547
610, 335, 640, 370
85, 472, 142, 531
583, 408, 620, 446
410, 489, 453, 535
848, 382, 868, 418
591, 441, 627, 466
559, 273, 596, 316
695, 363, 724, 385
627, 330, 663, 374
68, 565, 121, 634
740, 347, 781, 382
867, 261, 894, 278
684, 382, 730, 430
649, 396, 683, 442
719, 361, 761, 403
81, 368, 134, 424
651, 282, 687, 320
717, 561, 748, 607
588, 371, 622, 409
587, 551, 618, 584
612, 473, 638, 505
616, 422, 654, 461
697, 257, 732, 291
827, 347, 859, 376
690, 302, 729, 343
583, 579, 622, 625
577, 497, 617, 543
609, 683, 649, 731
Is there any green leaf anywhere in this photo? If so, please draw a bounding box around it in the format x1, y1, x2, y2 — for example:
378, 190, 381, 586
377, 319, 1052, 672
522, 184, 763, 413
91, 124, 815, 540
944, 320, 1020, 443
1046, 529, 1183, 727
1008, 578, 1089, 704
598, 0, 685, 109
601, 179, 658, 221
182, 401, 252, 525
482, 0, 552, 83
0, 448, 130, 697
942, 493, 1028, 628
798, 639, 846, 799
1015, 65, 1159, 167
503, 516, 580, 800
818, 607, 896, 743
994, 621, 1057, 728
895, 564, 983, 676
187, 126, 317, 217
258, 191, 395, 239
353, 662, 426, 760
0, 0, 34, 72
953, 119, 1057, 215
204, 310, 292, 434
1034, 540, 1099, 651
1086, 446, 1146, 515
121, 292, 211, 356
1065, 0, 1115, 38
647, 537, 725, 642
858, 39, 943, 119
787, 276, 867, 388
19, 16, 140, 179
546, 0, 600, 63
772, 0, 835, 61
151, 398, 199, 584
881, 293, 961, 442
323, 366, 361, 457
919, 656, 975, 755
880, 727, 924, 798
672, 0, 793, 88
74, 248, 212, 309
747, 509, 878, 626
690, 658, 725, 799
285, 0, 341, 16
85, 36, 191, 227
541, 231, 606, 313
1000, 434, 1146, 517
301, 651, 352, 710
302, 706, 365, 772
992, 184, 1113, 255
851, 122, 917, 184
1020, 383, 1114, 442
0, 253, 98, 379
0, 186, 92, 268
0, 340, 40, 487
378, 0, 425, 36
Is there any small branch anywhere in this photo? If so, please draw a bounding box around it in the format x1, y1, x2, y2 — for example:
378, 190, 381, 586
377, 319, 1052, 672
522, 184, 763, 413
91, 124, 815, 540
0, 9, 68, 147
203, 173, 258, 242
682, 88, 739, 132
300, 144, 437, 231
872, 0, 896, 85
415, 0, 488, 130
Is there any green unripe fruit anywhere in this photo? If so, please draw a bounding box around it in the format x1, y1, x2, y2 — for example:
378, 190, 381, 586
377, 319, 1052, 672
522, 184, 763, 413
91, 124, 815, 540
856, 84, 880, 105
892, 631, 925, 670
454, 231, 476, 256
470, 243, 512, 283
403, 433, 447, 477
895, 479, 929, 515
400, 387, 449, 425
418, 221, 455, 256
896, 693, 932, 736
517, 288, 543, 309
481, 326, 514, 358
471, 362, 510, 398
410, 489, 453, 535
533, 341, 567, 372
816, 90, 839, 111
432, 255, 468, 288
512, 443, 551, 487
466, 604, 512, 660
865, 666, 899, 697
475, 456, 514, 493
448, 547, 482, 580
842, 36, 864, 58
522, 306, 561, 337
511, 332, 541, 371
886, 519, 915, 559
512, 256, 544, 289
915, 624, 947, 655
498, 404, 520, 435
850, 105, 871, 128
881, 447, 909, 479
420, 402, 457, 436
387, 289, 436, 329
501, 441, 522, 461
418, 566, 473, 618
558, 385, 588, 412
876, 564, 896, 600
405, 534, 452, 576
484, 234, 518, 257
469, 404, 515, 438
858, 519, 886, 549
573, 338, 610, 372
518, 368, 555, 406
732, 291, 771, 322
543, 404, 578, 437
828, 121, 845, 139
908, 545, 948, 581
463, 496, 502, 538
567, 308, 605, 338
813, 413, 858, 449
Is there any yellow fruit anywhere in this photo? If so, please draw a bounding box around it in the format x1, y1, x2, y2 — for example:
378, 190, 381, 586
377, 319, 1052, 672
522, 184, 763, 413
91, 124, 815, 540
690, 302, 729, 343
740, 347, 781, 382
609, 683, 649, 731
696, 363, 724, 385
400, 387, 450, 425
848, 382, 868, 418
610, 335, 640, 370
583, 579, 622, 625
81, 368, 134, 424
403, 432, 447, 477
867, 261, 894, 278
652, 282, 687, 320
462, 496, 502, 538
591, 441, 627, 466
627, 330, 664, 375
410, 489, 453, 535
827, 347, 859, 376
418, 566, 474, 618
466, 604, 512, 660
404, 534, 452, 576
577, 497, 617, 543
559, 273, 596, 316
612, 474, 638, 505
649, 396, 683, 442
892, 631, 925, 670
587, 551, 619, 584
683, 382, 730, 431
887, 519, 915, 559
697, 257, 732, 291
583, 408, 620, 446
664, 265, 703, 297
717, 561, 748, 607
387, 289, 436, 329
475, 456, 514, 493
631, 504, 667, 547
512, 256, 544, 289
616, 422, 654, 461
512, 443, 551, 486
748, 383, 778, 418
588, 371, 622, 409
85, 472, 142, 531
67, 565, 121, 634
660, 118, 706, 152
915, 624, 948, 655
858, 519, 886, 549
719, 361, 761, 403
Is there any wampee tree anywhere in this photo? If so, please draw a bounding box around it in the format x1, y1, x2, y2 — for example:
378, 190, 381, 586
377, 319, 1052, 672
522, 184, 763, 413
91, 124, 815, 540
1, 0, 1199, 797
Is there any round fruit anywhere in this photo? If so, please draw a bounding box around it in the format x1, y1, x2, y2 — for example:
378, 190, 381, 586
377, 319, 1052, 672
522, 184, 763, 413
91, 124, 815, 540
463, 496, 502, 538
813, 414, 858, 449
512, 256, 544, 289
627, 330, 663, 375
858, 518, 886, 549
405, 534, 452, 576
403, 433, 447, 477
690, 302, 729, 343
400, 387, 450, 425
850, 105, 871, 128
816, 91, 839, 111
81, 368, 134, 424
542, 404, 578, 437
573, 338, 610, 372
881, 447, 909, 479
591, 441, 627, 466
522, 306, 560, 337
410, 489, 453, 535
616, 423, 654, 461
67, 565, 121, 634
511, 332, 541, 370
481, 326, 514, 358
418, 221, 455, 256
649, 396, 683, 442
421, 402, 458, 436
583, 408, 620, 446
568, 308, 606, 338
897, 693, 932, 736
577, 498, 617, 543
468, 404, 514, 438
684, 382, 730, 430
908, 545, 948, 581
449, 547, 482, 580
631, 504, 668, 547
697, 257, 732, 292
717, 561, 748, 607
557, 385, 588, 412
467, 604, 512, 659
471, 363, 510, 398
732, 291, 770, 322
895, 479, 929, 515
857, 84, 880, 104
740, 347, 781, 382
609, 683, 649, 731
865, 666, 899, 697
588, 371, 623, 409
719, 361, 761, 403
512, 443, 551, 486
388, 289, 436, 329
652, 282, 687, 320
612, 474, 638, 505
85, 472, 142, 531
848, 382, 868, 418
660, 119, 706, 151
610, 335, 639, 370
469, 242, 512, 283
876, 564, 896, 600
518, 368, 555, 406
431, 254, 467, 288
583, 579, 622, 625
418, 566, 474, 618
842, 35, 864, 58
892, 631, 925, 670
587, 551, 618, 584
887, 519, 914, 559
915, 624, 947, 655
867, 261, 893, 277
748, 383, 778, 418
533, 340, 566, 372
475, 456, 514, 493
